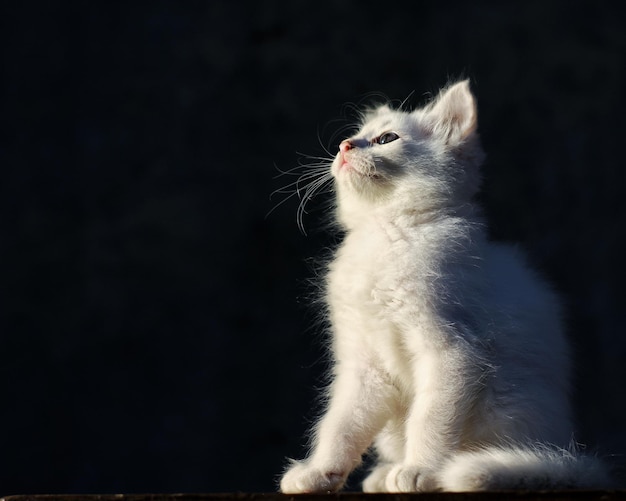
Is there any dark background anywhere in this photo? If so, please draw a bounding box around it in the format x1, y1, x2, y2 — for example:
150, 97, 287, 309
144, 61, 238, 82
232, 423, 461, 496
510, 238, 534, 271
1, 0, 625, 494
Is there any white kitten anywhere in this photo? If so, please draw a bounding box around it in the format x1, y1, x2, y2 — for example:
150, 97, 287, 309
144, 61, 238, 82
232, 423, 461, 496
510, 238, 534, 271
279, 81, 610, 492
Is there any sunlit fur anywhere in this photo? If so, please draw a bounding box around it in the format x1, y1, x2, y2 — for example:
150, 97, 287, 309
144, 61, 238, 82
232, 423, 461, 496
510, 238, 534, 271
279, 81, 611, 493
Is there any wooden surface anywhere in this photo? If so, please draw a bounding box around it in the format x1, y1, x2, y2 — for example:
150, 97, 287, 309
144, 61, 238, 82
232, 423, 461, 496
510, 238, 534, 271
2, 492, 626, 501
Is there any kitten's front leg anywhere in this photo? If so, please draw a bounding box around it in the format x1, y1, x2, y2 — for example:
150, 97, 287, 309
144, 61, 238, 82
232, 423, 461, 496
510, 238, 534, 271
386, 341, 484, 492
280, 359, 397, 493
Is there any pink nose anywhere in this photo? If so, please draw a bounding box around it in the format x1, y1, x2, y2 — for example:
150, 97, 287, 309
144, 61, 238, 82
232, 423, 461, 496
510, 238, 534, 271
339, 140, 353, 153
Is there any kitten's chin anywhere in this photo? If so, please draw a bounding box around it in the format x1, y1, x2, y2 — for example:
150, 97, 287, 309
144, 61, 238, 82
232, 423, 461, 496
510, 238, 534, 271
332, 156, 355, 176
332, 157, 382, 182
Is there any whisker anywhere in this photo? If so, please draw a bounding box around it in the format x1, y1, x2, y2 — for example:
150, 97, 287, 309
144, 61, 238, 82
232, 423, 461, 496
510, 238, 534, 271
266, 187, 304, 219
268, 115, 347, 233
296, 173, 334, 235
273, 162, 328, 178
318, 117, 354, 158
316, 128, 336, 159
328, 123, 358, 151
274, 163, 328, 186
268, 152, 335, 233
399, 90, 416, 111
269, 174, 327, 205
296, 152, 335, 164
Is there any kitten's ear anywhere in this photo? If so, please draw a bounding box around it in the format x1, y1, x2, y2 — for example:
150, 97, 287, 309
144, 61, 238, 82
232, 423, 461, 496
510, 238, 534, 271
419, 80, 477, 146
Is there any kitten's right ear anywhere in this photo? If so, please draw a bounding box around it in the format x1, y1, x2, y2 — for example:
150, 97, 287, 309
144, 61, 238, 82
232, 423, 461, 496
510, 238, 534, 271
418, 80, 478, 147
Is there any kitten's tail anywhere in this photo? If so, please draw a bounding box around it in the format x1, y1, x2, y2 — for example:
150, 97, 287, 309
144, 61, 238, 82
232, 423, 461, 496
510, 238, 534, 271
438, 443, 613, 491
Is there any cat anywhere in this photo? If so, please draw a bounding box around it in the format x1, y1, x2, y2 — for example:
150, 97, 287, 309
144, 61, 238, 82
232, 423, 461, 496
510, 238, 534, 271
278, 80, 611, 493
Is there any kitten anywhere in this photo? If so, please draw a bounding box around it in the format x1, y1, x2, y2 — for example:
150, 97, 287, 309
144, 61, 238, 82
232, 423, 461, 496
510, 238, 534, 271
279, 80, 611, 492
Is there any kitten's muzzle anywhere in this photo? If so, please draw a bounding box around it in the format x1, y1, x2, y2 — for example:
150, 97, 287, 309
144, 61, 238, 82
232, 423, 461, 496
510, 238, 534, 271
339, 140, 353, 153
339, 138, 369, 167
339, 138, 369, 152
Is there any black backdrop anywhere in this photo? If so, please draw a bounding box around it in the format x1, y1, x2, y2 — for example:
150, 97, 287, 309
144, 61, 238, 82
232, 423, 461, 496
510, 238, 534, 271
1, 0, 625, 494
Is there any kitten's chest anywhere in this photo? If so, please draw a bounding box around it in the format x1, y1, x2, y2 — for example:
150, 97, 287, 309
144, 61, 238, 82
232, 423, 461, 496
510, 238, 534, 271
327, 225, 429, 313
326, 226, 431, 380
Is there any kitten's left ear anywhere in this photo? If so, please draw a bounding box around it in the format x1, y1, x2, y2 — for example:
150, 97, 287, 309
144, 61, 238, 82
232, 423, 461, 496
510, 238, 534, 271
419, 80, 478, 147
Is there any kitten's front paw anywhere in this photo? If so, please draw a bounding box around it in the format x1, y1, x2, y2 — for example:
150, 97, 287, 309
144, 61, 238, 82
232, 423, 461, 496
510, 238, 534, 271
363, 463, 394, 492
280, 460, 347, 493
385, 464, 439, 492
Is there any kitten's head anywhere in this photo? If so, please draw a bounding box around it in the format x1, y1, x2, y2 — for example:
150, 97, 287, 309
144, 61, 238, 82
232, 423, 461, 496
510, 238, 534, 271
331, 80, 485, 228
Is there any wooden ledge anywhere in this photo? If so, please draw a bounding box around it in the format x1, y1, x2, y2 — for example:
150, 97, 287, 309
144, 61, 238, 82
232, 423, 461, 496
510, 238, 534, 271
2, 492, 626, 501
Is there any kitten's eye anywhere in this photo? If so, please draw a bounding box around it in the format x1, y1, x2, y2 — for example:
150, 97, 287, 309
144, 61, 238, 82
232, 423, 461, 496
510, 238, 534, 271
376, 132, 400, 145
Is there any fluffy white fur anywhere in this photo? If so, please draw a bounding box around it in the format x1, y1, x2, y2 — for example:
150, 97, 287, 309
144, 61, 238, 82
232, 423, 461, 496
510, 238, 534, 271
279, 81, 610, 493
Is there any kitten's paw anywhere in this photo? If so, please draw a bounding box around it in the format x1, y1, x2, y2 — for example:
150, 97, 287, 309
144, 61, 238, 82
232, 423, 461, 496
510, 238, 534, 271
363, 463, 394, 492
385, 464, 439, 492
280, 461, 347, 493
